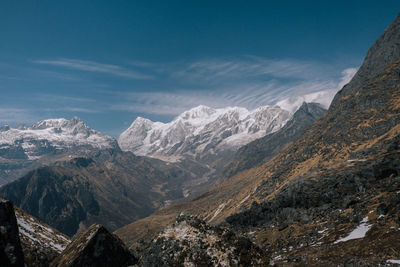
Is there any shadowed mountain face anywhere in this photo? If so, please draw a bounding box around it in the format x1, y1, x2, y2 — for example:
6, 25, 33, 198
0, 151, 191, 237
224, 102, 326, 178
116, 14, 400, 265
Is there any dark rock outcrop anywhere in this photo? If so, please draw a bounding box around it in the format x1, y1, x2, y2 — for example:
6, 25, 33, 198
51, 224, 136, 267
0, 199, 24, 267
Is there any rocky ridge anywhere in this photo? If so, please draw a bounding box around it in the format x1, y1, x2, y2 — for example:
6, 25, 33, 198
14, 207, 71, 266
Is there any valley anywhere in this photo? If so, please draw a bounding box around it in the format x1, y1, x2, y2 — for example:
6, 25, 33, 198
1, 8, 400, 267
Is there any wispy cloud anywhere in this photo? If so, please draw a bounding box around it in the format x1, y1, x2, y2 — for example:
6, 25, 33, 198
9, 56, 358, 125
0, 108, 38, 125
173, 57, 331, 84
109, 57, 358, 117
33, 94, 96, 103
32, 58, 154, 80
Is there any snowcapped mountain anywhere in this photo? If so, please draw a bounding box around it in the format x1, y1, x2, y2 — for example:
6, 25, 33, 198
0, 117, 117, 160
118, 105, 290, 161
0, 117, 118, 184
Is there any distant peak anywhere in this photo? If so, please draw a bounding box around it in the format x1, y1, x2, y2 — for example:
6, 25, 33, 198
190, 104, 212, 110
294, 102, 326, 119
30, 117, 86, 130
70, 116, 84, 123
179, 105, 216, 120
132, 116, 153, 125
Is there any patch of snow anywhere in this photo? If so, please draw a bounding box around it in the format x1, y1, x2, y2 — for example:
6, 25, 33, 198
207, 199, 232, 223
387, 259, 400, 264
15, 210, 70, 252
239, 194, 250, 205
347, 159, 367, 162
334, 217, 371, 244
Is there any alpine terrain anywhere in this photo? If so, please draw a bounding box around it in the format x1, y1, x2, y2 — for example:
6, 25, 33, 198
1, 11, 400, 267
115, 13, 400, 266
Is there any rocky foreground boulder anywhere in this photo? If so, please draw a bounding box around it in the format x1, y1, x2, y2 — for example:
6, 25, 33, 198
138, 214, 268, 266
0, 199, 25, 267
51, 224, 137, 267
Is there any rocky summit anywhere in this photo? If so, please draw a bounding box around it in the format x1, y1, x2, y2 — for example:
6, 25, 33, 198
51, 224, 137, 267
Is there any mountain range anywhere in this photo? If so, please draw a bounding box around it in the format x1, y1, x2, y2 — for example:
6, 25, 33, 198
0, 104, 297, 237
0, 117, 117, 184
1, 12, 400, 267
118, 105, 290, 162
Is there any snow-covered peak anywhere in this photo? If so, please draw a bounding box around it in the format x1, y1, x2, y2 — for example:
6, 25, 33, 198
118, 105, 291, 161
0, 117, 117, 160
129, 116, 154, 128
178, 105, 216, 121
30, 117, 88, 132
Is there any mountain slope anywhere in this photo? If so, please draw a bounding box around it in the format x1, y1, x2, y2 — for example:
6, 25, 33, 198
224, 102, 326, 178
0, 117, 118, 185
116, 14, 400, 264
14, 206, 71, 267
0, 151, 191, 237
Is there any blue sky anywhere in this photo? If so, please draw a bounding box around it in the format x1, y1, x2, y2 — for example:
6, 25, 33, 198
0, 1, 398, 136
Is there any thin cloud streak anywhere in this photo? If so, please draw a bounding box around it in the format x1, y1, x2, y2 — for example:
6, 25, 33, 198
0, 108, 38, 125
109, 64, 357, 117
173, 57, 331, 84
32, 58, 154, 80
